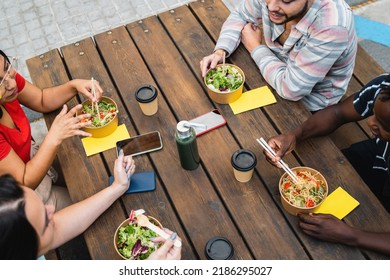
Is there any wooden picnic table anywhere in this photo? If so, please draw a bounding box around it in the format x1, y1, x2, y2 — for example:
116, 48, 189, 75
26, 0, 389, 260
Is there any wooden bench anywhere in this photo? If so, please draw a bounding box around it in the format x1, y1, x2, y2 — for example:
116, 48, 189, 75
26, 0, 389, 260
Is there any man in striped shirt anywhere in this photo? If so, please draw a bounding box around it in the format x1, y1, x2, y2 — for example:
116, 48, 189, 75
200, 0, 357, 111
263, 74, 390, 255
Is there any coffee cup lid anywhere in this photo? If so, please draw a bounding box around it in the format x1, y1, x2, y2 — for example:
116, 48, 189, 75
231, 149, 257, 171
204, 236, 234, 260
135, 84, 158, 103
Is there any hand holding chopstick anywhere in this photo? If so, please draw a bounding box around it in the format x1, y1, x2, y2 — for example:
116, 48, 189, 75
257, 137, 299, 183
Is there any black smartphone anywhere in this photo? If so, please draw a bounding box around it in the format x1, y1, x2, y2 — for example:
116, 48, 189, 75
108, 171, 156, 194
116, 131, 163, 156
189, 109, 227, 136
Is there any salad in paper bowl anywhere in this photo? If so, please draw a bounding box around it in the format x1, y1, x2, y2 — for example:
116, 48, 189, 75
204, 63, 245, 104
205, 64, 244, 92
79, 96, 118, 138
114, 210, 161, 260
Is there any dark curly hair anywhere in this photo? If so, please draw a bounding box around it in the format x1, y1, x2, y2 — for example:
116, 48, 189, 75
0, 50, 11, 71
0, 175, 39, 259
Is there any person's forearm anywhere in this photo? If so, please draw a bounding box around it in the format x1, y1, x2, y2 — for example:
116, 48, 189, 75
51, 184, 124, 249
292, 106, 344, 143
354, 229, 390, 255
40, 80, 79, 112
215, 0, 261, 56
23, 136, 60, 189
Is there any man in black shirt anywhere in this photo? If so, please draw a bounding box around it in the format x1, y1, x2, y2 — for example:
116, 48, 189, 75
264, 74, 390, 255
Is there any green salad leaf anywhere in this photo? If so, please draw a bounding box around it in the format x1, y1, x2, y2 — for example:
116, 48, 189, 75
116, 222, 158, 260
205, 65, 243, 92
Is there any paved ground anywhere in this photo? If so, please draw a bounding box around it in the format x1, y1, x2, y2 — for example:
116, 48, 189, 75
1, 0, 389, 142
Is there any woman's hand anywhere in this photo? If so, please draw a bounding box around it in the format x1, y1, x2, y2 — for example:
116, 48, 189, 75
200, 49, 226, 77
72, 79, 103, 102
112, 149, 135, 193
47, 104, 93, 145
148, 229, 182, 260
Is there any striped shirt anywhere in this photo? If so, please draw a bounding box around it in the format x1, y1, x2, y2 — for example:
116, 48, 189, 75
215, 0, 357, 111
353, 74, 390, 174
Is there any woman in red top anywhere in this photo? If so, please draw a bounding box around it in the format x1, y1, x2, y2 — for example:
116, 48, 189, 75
0, 50, 103, 210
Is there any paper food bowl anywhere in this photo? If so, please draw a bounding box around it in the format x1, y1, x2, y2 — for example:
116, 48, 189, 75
114, 216, 163, 260
279, 166, 328, 216
80, 96, 118, 138
204, 63, 245, 104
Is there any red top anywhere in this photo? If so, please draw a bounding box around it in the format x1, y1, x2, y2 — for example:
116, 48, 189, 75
0, 73, 31, 163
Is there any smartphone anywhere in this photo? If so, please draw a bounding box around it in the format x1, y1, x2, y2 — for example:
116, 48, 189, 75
108, 171, 156, 194
189, 109, 227, 136
116, 131, 163, 157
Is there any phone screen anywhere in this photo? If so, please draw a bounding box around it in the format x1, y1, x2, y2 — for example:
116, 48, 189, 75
116, 131, 163, 156
190, 109, 227, 136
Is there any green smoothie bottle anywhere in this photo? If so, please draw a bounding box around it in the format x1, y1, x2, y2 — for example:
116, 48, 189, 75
175, 121, 200, 170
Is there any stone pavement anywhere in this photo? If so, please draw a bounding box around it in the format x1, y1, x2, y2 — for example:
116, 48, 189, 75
0, 0, 389, 140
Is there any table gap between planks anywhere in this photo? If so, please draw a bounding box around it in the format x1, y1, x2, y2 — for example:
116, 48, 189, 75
26, 0, 389, 260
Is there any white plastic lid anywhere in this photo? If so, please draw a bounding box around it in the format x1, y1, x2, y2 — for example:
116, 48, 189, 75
177, 121, 190, 133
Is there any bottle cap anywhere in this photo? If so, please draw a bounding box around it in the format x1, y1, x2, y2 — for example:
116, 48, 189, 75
135, 84, 158, 103
231, 149, 257, 171
204, 236, 234, 260
177, 121, 191, 137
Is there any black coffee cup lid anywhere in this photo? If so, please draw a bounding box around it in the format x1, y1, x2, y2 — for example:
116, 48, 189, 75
204, 236, 234, 260
231, 149, 257, 171
135, 84, 158, 103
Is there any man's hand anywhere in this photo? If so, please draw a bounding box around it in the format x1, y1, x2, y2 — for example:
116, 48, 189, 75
241, 23, 264, 53
200, 49, 226, 77
264, 133, 296, 167
298, 213, 357, 245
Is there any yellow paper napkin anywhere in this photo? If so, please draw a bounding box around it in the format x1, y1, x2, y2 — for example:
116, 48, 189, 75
314, 187, 360, 219
81, 124, 130, 156
229, 86, 276, 114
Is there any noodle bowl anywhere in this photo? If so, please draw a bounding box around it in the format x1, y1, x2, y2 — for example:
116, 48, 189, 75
79, 96, 118, 138
279, 166, 328, 215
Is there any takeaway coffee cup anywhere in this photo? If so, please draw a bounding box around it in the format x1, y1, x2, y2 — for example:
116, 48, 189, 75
204, 236, 234, 260
135, 84, 158, 116
231, 149, 257, 182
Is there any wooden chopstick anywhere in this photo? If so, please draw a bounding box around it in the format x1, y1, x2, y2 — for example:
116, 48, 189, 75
257, 138, 299, 183
91, 77, 100, 118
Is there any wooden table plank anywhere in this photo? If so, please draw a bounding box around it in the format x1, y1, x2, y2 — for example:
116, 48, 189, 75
354, 45, 386, 85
